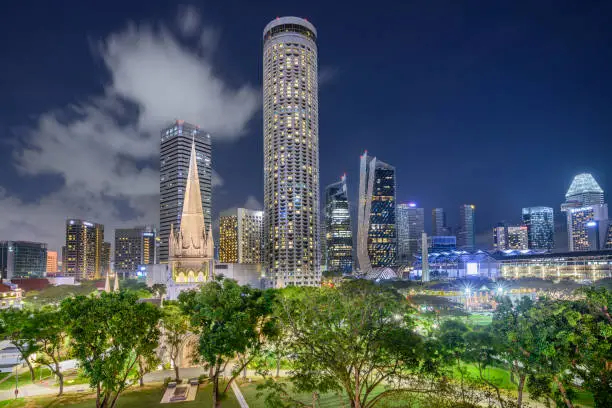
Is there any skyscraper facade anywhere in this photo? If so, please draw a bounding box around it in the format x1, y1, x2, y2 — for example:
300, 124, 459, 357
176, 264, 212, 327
324, 175, 353, 274
46, 250, 58, 274
397, 203, 424, 264
568, 204, 609, 251
64, 219, 105, 280
563, 173, 604, 207
160, 120, 212, 263
522, 207, 554, 250
432, 208, 450, 236
114, 226, 157, 277
219, 214, 239, 263
263, 17, 320, 287
458, 204, 476, 250
493, 223, 507, 250
0, 241, 47, 279
368, 159, 397, 267
220, 209, 264, 264
507, 226, 529, 250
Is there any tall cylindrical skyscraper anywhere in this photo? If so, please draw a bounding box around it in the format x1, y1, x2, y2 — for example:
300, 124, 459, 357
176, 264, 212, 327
263, 17, 320, 287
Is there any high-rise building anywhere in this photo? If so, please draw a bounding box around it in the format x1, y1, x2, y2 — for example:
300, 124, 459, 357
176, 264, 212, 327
429, 236, 457, 252
0, 241, 47, 279
220, 209, 264, 264
46, 250, 58, 274
263, 17, 320, 287
432, 208, 450, 236
561, 173, 607, 251
219, 215, 238, 263
160, 120, 212, 263
522, 207, 554, 250
493, 223, 507, 250
114, 226, 157, 277
605, 223, 612, 249
64, 220, 105, 280
507, 226, 529, 250
397, 203, 424, 264
324, 175, 353, 274
458, 205, 476, 250
101, 242, 111, 277
568, 204, 609, 251
356, 152, 397, 270
563, 173, 604, 208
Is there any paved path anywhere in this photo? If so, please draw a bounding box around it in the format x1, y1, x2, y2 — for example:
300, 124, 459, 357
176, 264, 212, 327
231, 381, 249, 408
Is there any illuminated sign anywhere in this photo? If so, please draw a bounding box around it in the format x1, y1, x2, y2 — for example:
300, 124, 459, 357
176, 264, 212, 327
83, 222, 93, 227
142, 233, 154, 237
466, 262, 478, 276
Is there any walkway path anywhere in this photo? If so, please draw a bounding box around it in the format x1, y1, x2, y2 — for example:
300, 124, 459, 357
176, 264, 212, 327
231, 380, 249, 408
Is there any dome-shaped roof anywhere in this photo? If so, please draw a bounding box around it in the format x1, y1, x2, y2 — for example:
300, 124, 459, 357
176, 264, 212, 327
566, 173, 603, 199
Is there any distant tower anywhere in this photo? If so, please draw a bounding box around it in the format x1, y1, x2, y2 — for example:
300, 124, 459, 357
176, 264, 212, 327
64, 220, 105, 280
397, 203, 424, 264
114, 226, 157, 278
432, 208, 450, 236
562, 173, 608, 251
159, 120, 212, 263
263, 17, 320, 287
324, 175, 353, 274
421, 232, 429, 282
356, 151, 397, 270
522, 207, 554, 250
458, 205, 476, 250
220, 209, 264, 264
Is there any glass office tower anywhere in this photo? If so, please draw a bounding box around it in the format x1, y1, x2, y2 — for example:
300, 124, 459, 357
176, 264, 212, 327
324, 175, 353, 274
522, 207, 554, 250
458, 204, 476, 250
397, 203, 424, 264
0, 241, 47, 279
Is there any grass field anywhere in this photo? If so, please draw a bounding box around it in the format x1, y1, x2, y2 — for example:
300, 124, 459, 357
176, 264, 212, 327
0, 382, 240, 408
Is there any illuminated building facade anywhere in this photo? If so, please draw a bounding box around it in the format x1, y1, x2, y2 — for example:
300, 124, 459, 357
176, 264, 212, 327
606, 224, 612, 249
324, 175, 353, 274
522, 206, 554, 250
114, 226, 157, 277
507, 226, 529, 250
219, 215, 238, 263
432, 208, 450, 236
46, 250, 58, 274
160, 120, 212, 263
397, 203, 424, 264
220, 209, 264, 264
0, 241, 48, 279
263, 17, 320, 287
458, 205, 476, 250
428, 236, 457, 252
64, 219, 105, 280
568, 204, 609, 251
493, 223, 507, 250
368, 157, 397, 267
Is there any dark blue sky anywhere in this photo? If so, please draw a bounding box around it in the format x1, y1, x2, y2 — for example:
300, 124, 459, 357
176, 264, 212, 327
1, 0, 611, 251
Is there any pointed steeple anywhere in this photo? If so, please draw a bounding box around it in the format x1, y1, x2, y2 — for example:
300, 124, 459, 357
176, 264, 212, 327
113, 273, 120, 292
104, 273, 111, 293
179, 140, 206, 251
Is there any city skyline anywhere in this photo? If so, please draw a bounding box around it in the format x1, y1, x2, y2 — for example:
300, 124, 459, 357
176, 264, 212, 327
0, 2, 611, 255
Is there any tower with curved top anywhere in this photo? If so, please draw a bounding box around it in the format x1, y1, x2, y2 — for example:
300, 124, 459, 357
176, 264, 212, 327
263, 17, 320, 287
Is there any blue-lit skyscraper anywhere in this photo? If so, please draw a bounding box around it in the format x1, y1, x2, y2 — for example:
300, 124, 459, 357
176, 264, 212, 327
522, 207, 554, 250
324, 175, 353, 274
397, 203, 424, 264
458, 204, 476, 250
159, 120, 212, 263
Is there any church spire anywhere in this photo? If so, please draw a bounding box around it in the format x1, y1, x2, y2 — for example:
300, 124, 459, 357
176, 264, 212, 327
178, 139, 206, 252
113, 272, 120, 292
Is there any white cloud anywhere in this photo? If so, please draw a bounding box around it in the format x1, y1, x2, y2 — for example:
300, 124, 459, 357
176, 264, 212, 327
0, 8, 260, 253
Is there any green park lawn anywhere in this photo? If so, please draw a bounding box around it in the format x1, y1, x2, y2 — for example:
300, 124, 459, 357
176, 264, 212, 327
0, 382, 240, 408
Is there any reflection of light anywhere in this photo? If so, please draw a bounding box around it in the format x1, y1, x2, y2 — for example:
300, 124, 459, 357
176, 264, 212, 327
466, 262, 478, 276
587, 221, 597, 227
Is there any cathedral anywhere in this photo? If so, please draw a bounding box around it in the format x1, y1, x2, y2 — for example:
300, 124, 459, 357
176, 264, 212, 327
168, 139, 215, 284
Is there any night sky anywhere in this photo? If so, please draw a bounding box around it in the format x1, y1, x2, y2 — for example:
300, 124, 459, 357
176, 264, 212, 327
1, 0, 611, 253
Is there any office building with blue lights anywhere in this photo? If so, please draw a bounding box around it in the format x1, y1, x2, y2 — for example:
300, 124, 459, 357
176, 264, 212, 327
397, 202, 424, 264
522, 207, 554, 250
458, 204, 476, 250
324, 175, 353, 274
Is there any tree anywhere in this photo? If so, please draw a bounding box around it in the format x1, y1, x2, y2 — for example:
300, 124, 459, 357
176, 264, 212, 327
160, 304, 191, 381
179, 278, 276, 408
31, 306, 71, 395
491, 297, 536, 408
151, 284, 167, 299
437, 319, 470, 404
0, 308, 38, 380
269, 280, 429, 408
567, 287, 612, 408
62, 291, 161, 408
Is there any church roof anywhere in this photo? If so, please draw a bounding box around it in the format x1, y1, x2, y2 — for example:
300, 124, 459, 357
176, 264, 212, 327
565, 173, 603, 199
